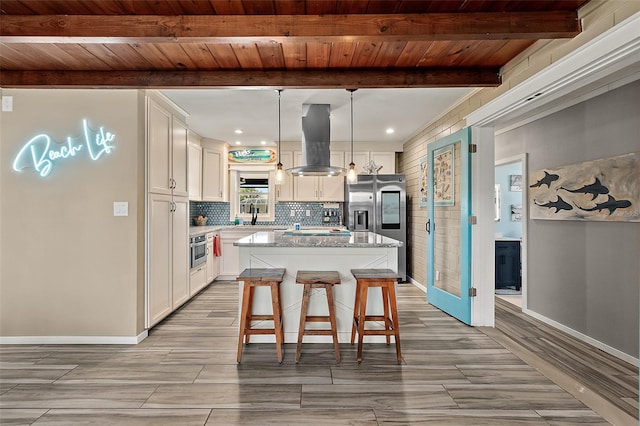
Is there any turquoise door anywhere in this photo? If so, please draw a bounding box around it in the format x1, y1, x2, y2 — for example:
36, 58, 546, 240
426, 128, 472, 325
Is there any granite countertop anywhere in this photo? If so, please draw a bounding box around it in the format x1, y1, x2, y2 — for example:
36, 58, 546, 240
189, 225, 288, 236
233, 231, 403, 248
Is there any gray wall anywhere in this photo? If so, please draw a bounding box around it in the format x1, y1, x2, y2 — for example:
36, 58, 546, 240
495, 79, 640, 358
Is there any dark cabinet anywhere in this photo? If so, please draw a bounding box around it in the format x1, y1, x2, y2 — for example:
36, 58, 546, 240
495, 240, 521, 290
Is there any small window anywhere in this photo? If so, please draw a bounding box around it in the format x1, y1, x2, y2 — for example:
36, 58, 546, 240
229, 169, 275, 222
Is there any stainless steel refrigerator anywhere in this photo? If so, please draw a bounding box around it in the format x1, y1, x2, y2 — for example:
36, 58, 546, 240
344, 174, 407, 281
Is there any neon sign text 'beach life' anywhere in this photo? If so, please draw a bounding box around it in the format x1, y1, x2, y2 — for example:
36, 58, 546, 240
12, 119, 115, 177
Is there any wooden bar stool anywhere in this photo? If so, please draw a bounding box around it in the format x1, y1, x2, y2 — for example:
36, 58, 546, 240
350, 269, 402, 364
236, 268, 286, 364
295, 270, 341, 363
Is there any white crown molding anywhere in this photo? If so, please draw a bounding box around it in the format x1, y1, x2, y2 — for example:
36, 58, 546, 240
466, 12, 640, 127
0, 330, 148, 345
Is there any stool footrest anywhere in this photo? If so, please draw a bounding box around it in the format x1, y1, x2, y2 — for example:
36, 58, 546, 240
301, 329, 335, 336
357, 329, 397, 336
244, 328, 277, 335
248, 315, 275, 321
304, 316, 332, 322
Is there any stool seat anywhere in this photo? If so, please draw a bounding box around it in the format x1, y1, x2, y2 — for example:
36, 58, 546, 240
296, 270, 341, 285
351, 269, 400, 281
238, 268, 286, 282
236, 268, 286, 364
295, 270, 341, 363
350, 268, 402, 364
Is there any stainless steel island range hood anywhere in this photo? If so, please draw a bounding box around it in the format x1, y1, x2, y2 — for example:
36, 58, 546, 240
287, 104, 346, 176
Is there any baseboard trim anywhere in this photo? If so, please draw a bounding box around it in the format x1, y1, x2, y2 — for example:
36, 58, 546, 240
0, 330, 148, 345
523, 307, 638, 366
407, 276, 426, 293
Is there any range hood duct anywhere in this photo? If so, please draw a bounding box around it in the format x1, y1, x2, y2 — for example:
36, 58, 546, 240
287, 104, 346, 176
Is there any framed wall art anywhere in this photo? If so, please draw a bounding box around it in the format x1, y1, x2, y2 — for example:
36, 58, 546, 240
510, 174, 522, 191
511, 204, 522, 222
529, 151, 639, 222
418, 155, 428, 207
433, 145, 454, 206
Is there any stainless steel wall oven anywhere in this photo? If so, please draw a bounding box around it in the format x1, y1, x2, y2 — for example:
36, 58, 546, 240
190, 234, 207, 268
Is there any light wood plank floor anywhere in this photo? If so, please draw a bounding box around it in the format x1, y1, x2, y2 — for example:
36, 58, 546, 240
1, 281, 636, 425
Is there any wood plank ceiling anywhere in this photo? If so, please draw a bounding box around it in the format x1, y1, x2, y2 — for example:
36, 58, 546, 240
0, 0, 588, 89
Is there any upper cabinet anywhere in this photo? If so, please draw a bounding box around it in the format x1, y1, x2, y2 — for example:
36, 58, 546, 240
293, 151, 345, 202
187, 140, 202, 201
348, 151, 395, 175
370, 152, 396, 175
202, 143, 226, 202
148, 99, 173, 195
171, 118, 189, 197
148, 96, 189, 197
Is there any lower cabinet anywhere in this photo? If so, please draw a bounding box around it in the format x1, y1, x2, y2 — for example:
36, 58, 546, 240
219, 228, 257, 278
189, 264, 207, 296
206, 232, 218, 283
495, 240, 521, 290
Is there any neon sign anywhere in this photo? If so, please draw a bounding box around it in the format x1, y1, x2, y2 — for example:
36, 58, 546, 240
12, 119, 115, 177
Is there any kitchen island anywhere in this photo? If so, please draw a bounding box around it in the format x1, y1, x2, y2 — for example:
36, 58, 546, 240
234, 230, 402, 343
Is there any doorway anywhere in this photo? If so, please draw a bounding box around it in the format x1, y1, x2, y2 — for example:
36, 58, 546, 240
494, 154, 528, 310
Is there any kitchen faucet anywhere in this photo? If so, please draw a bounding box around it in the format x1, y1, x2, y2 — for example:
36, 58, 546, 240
250, 203, 258, 225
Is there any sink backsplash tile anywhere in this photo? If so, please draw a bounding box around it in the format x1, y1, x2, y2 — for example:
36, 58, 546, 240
190, 201, 342, 227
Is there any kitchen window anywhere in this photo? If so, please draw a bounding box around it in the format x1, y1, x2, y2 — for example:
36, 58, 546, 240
229, 166, 275, 222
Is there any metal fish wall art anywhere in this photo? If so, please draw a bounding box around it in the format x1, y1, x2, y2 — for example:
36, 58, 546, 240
529, 152, 639, 222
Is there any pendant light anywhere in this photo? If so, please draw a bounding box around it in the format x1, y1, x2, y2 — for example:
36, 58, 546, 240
274, 89, 285, 185
346, 88, 358, 184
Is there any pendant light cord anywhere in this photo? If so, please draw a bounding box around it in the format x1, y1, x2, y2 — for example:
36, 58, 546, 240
277, 89, 282, 162
348, 88, 357, 165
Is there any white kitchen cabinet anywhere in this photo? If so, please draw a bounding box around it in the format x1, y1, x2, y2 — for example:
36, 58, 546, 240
148, 194, 189, 326
189, 264, 207, 297
147, 99, 173, 195
218, 228, 257, 279
147, 97, 189, 197
172, 198, 190, 309
275, 151, 294, 201
172, 118, 189, 197
347, 151, 396, 175
147, 94, 191, 327
202, 147, 225, 202
188, 142, 202, 201
370, 151, 396, 174
293, 151, 345, 201
205, 232, 218, 284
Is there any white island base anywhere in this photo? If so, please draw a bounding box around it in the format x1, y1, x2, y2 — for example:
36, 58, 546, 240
237, 244, 399, 344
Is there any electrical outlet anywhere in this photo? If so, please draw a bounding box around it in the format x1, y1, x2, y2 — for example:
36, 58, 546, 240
290, 209, 295, 217
435, 271, 441, 281
305, 209, 310, 216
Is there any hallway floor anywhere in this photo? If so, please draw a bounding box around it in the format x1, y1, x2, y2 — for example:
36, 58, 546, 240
1, 281, 636, 425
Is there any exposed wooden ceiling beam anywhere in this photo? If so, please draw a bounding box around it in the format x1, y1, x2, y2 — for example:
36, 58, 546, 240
0, 68, 501, 88
0, 12, 580, 43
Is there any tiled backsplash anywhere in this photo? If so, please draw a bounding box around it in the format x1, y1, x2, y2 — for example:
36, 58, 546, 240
190, 201, 342, 227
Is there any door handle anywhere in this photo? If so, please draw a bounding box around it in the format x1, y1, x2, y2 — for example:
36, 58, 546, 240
426, 219, 431, 235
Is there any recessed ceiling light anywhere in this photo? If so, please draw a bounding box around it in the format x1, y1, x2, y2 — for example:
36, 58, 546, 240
260, 140, 266, 145
235, 141, 241, 145
385, 128, 395, 134
234, 129, 243, 134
